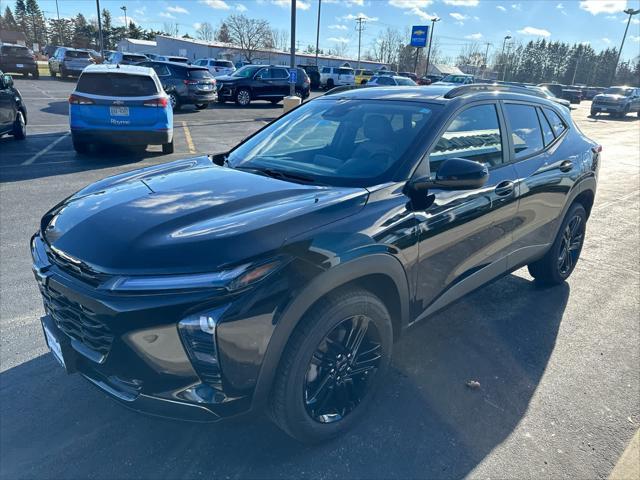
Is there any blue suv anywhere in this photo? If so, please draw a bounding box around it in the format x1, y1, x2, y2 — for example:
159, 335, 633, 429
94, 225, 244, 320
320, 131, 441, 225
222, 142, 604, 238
69, 64, 173, 154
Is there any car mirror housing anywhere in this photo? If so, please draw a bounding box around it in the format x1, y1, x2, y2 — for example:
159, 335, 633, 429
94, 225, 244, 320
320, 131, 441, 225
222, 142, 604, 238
407, 157, 489, 195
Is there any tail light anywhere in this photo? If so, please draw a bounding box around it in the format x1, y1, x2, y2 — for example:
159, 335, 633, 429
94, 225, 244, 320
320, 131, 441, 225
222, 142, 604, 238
143, 97, 168, 107
68, 94, 94, 105
184, 79, 198, 85
592, 145, 602, 153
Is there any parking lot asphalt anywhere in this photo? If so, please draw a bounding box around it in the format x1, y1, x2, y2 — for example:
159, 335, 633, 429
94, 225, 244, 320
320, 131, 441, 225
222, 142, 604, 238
1, 77, 639, 479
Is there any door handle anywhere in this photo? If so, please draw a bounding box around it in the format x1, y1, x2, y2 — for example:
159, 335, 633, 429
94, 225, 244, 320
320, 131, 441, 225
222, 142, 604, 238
494, 180, 515, 197
559, 160, 573, 172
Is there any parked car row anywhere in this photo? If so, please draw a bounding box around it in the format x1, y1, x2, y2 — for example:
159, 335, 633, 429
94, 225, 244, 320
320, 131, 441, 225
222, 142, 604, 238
0, 43, 39, 78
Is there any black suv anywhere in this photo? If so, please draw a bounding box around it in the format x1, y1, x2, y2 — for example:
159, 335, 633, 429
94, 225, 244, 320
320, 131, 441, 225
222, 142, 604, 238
137, 60, 217, 111
0, 43, 38, 78
216, 65, 310, 106
0, 71, 27, 139
32, 84, 599, 443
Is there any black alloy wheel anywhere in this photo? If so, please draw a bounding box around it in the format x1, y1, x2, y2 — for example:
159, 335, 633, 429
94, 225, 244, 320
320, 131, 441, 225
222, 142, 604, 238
304, 314, 383, 423
557, 214, 585, 277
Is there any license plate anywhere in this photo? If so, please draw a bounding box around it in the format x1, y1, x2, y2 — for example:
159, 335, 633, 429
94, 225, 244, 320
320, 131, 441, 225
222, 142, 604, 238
16, 63, 23, 68
601, 108, 608, 111
43, 323, 66, 368
200, 84, 213, 91
110, 106, 129, 116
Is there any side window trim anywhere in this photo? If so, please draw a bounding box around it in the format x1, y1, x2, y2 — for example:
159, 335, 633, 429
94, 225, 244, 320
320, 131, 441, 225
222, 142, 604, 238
535, 107, 555, 147
541, 106, 569, 143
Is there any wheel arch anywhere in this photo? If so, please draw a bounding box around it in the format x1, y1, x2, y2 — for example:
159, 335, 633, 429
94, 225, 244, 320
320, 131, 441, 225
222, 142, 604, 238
250, 253, 410, 411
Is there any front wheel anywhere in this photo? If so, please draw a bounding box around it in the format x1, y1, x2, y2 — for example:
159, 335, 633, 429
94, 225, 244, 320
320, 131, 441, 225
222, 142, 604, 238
270, 289, 393, 443
162, 140, 174, 154
32, 69, 39, 79
195, 103, 208, 110
50, 68, 56, 78
12, 111, 26, 140
528, 203, 587, 285
235, 88, 251, 106
72, 138, 90, 154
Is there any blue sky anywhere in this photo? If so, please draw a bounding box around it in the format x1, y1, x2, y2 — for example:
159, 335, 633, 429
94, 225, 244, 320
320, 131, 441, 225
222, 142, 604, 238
31, 0, 640, 60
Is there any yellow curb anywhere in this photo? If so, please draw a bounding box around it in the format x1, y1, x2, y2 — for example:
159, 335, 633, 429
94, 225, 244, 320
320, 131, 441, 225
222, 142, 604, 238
610, 429, 640, 480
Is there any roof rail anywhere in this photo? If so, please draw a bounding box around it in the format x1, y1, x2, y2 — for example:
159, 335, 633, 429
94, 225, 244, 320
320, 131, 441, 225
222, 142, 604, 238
444, 83, 547, 100
323, 84, 370, 96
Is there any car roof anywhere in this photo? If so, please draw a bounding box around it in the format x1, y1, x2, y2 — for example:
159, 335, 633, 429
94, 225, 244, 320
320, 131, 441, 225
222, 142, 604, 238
1, 43, 27, 47
321, 84, 565, 108
146, 60, 206, 69
82, 64, 155, 76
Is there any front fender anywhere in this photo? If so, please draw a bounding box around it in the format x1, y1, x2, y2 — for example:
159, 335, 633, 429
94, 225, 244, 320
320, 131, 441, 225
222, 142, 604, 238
249, 253, 410, 411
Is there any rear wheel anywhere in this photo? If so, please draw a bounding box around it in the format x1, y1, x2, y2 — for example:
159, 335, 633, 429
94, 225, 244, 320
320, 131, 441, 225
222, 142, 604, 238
326, 79, 335, 90
72, 138, 90, 154
162, 139, 174, 154
235, 88, 251, 106
269, 99, 280, 105
195, 103, 208, 110
270, 289, 393, 443
32, 69, 39, 79
528, 203, 587, 285
12, 111, 26, 140
622, 105, 630, 117
168, 92, 180, 111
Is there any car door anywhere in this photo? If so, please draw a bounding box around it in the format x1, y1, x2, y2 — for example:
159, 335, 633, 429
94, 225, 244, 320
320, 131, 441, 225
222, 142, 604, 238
507, 102, 577, 266
413, 102, 519, 317
252, 67, 273, 98
270, 67, 290, 97
0, 75, 15, 130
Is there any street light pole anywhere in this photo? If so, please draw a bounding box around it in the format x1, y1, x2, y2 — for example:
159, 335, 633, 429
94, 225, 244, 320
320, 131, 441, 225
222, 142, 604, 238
315, 0, 321, 66
500, 35, 511, 81
424, 17, 440, 77
96, 0, 104, 58
121, 5, 128, 32
290, 0, 296, 96
611, 8, 640, 86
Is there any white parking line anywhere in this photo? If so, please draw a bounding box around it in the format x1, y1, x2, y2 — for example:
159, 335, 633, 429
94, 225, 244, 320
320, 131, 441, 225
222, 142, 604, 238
21, 132, 70, 165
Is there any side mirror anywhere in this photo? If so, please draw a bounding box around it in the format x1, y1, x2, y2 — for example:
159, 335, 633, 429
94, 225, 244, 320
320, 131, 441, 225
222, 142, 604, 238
406, 158, 489, 195
1, 74, 13, 89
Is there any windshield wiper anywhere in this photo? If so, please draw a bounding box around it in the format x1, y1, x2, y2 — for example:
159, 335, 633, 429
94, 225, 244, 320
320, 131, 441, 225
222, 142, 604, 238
236, 166, 317, 184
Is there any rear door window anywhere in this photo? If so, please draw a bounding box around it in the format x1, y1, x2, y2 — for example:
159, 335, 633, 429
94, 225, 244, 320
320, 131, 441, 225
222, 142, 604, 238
537, 108, 555, 146
65, 50, 90, 59
322, 67, 330, 74
76, 73, 158, 96
431, 104, 504, 172
542, 108, 567, 137
271, 68, 289, 79
503, 104, 545, 160
338, 68, 354, 76
214, 60, 233, 68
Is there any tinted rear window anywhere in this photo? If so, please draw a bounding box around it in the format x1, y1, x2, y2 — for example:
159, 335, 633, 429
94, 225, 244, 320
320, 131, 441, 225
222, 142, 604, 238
123, 54, 147, 62
214, 60, 233, 67
338, 68, 354, 75
76, 72, 158, 96
1, 46, 30, 55
65, 50, 90, 58
188, 68, 212, 79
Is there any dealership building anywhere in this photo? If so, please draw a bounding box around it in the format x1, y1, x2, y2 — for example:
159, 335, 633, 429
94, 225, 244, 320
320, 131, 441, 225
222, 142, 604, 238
117, 35, 388, 69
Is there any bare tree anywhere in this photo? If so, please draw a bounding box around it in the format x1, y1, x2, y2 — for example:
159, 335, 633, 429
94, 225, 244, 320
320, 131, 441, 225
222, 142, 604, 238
370, 27, 403, 68
269, 28, 289, 52
196, 22, 214, 42
328, 42, 349, 58
163, 21, 179, 37
224, 14, 271, 63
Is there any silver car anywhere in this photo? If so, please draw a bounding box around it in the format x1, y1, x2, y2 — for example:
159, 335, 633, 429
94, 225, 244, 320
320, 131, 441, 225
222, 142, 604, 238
48, 48, 93, 78
193, 58, 236, 77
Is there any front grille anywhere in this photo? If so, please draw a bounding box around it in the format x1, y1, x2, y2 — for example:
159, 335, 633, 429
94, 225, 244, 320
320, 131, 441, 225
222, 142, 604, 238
41, 285, 114, 358
46, 249, 109, 287
594, 100, 621, 107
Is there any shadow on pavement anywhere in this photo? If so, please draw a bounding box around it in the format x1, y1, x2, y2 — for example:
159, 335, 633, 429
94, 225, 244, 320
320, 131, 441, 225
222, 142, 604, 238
0, 275, 569, 479
41, 100, 69, 116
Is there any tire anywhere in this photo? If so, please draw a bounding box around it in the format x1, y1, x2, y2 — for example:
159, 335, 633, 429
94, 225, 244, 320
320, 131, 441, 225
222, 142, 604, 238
270, 288, 393, 443
269, 99, 280, 105
195, 103, 208, 110
217, 97, 226, 104
72, 138, 90, 154
162, 140, 174, 154
235, 88, 251, 106
12, 111, 26, 140
326, 79, 335, 89
168, 92, 180, 111
32, 69, 39, 79
360, 80, 367, 85
637, 110, 640, 118
590, 109, 597, 117
60, 67, 67, 79
621, 105, 630, 117
528, 203, 587, 286
50, 69, 56, 78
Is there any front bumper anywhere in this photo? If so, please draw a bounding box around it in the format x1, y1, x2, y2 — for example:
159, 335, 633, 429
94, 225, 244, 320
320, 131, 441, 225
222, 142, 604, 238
71, 128, 172, 146
31, 234, 292, 422
0, 63, 37, 74
181, 90, 217, 105
591, 103, 626, 113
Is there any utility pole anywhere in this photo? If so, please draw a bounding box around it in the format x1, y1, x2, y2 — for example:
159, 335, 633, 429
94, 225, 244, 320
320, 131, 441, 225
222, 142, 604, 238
355, 16, 365, 69
289, 0, 296, 96
121, 5, 128, 32
571, 47, 584, 85
424, 17, 440, 77
315, 0, 321, 66
96, 0, 104, 58
482, 42, 491, 79
55, 0, 63, 45
500, 35, 511, 81
611, 8, 640, 86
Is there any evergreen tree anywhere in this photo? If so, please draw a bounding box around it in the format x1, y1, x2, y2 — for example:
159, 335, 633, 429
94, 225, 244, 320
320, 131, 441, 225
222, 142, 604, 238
72, 13, 91, 48
127, 21, 143, 39
25, 0, 47, 49
14, 0, 31, 43
3, 6, 18, 29
216, 22, 231, 43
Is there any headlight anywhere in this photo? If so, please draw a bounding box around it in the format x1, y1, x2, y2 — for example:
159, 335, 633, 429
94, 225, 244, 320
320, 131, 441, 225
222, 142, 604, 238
103, 258, 287, 292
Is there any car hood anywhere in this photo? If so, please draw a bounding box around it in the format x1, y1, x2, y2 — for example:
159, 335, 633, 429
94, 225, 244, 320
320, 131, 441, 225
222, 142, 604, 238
594, 94, 628, 102
42, 156, 368, 275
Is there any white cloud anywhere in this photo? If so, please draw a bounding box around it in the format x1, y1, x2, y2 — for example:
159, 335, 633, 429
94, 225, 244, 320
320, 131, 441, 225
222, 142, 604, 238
465, 32, 483, 40
602, 37, 612, 43
408, 7, 437, 20
556, 2, 564, 8
631, 35, 640, 42
450, 12, 469, 24
159, 12, 176, 18
512, 3, 522, 10
347, 0, 364, 5
236, 3, 247, 11
200, 0, 231, 10
329, 24, 348, 30
272, 0, 311, 10
580, 0, 626, 15
496, 5, 506, 11
134, 7, 146, 15
341, 12, 379, 21
328, 36, 350, 43
627, 18, 640, 24
443, 0, 479, 5
388, 0, 432, 7
193, 22, 202, 30
518, 26, 551, 37
167, 5, 189, 14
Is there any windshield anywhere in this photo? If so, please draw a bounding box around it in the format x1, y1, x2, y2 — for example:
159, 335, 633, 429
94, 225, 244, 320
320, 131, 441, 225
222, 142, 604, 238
1, 46, 30, 56
65, 50, 90, 59
396, 77, 417, 86
441, 75, 470, 83
227, 99, 441, 187
232, 65, 261, 78
539, 87, 557, 98
604, 87, 632, 96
